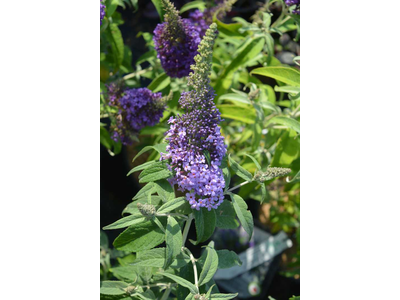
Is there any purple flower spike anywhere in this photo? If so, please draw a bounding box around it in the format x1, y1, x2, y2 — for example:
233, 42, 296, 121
106, 84, 166, 145
153, 0, 201, 78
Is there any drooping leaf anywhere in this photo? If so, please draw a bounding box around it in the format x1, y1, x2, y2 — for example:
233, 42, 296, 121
209, 293, 239, 299
244, 154, 261, 170
229, 193, 254, 238
216, 250, 242, 269
100, 281, 129, 296
164, 216, 183, 269
192, 208, 216, 244
198, 243, 219, 286
127, 161, 157, 176
151, 0, 164, 22
215, 200, 239, 229
271, 129, 300, 167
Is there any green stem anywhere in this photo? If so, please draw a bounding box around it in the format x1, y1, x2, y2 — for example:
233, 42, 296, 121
225, 180, 251, 194
181, 213, 193, 246
160, 287, 171, 300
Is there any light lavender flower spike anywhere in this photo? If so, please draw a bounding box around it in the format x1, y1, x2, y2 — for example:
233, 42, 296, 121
162, 24, 227, 211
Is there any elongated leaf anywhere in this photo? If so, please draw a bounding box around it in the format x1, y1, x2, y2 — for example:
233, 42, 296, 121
217, 104, 256, 124
271, 129, 300, 167
180, 1, 206, 13
222, 168, 231, 191
154, 179, 175, 202
228, 155, 253, 181
158, 272, 198, 295
107, 23, 124, 69
157, 197, 186, 214
151, 0, 164, 22
193, 208, 216, 244
111, 265, 139, 282
229, 193, 253, 238
219, 93, 250, 104
269, 116, 300, 133
210, 293, 238, 299
113, 221, 165, 252
251, 67, 300, 87
139, 161, 172, 183
127, 161, 157, 176
274, 85, 300, 94
103, 214, 146, 230
148, 72, 170, 93
164, 216, 183, 269
216, 250, 242, 269
260, 183, 267, 203
132, 144, 167, 163
214, 18, 243, 38
215, 200, 239, 229
198, 244, 219, 286
100, 281, 128, 296
132, 248, 189, 268
244, 154, 261, 170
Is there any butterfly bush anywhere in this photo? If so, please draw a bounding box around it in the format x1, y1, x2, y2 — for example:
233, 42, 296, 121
161, 23, 227, 211
100, 1, 106, 25
285, 0, 300, 14
106, 84, 165, 145
153, 0, 201, 78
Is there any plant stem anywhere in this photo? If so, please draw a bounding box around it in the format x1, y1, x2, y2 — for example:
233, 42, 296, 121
183, 247, 199, 294
160, 287, 171, 300
225, 180, 250, 194
181, 213, 193, 246
157, 213, 188, 219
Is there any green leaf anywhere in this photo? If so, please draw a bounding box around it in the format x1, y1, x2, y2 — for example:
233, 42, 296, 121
148, 73, 170, 93
192, 208, 216, 244
106, 0, 119, 17
151, 0, 164, 22
100, 281, 129, 296
260, 183, 267, 203
157, 197, 186, 214
127, 161, 157, 176
111, 265, 138, 282
216, 250, 242, 269
217, 104, 256, 124
158, 272, 198, 295
164, 216, 183, 269
274, 85, 300, 94
139, 161, 172, 183
180, 1, 206, 13
271, 129, 300, 167
113, 220, 165, 252
219, 93, 250, 105
132, 182, 156, 200
132, 143, 167, 163
251, 67, 300, 87
107, 23, 124, 69
228, 155, 253, 181
215, 37, 265, 96
198, 243, 219, 286
101, 230, 109, 249
103, 214, 146, 230
269, 116, 300, 134
244, 154, 261, 170
100, 126, 113, 150
154, 179, 175, 202
289, 297, 300, 300
214, 18, 243, 38
132, 248, 189, 268
210, 293, 238, 299
215, 200, 239, 229
222, 168, 231, 191
229, 193, 254, 238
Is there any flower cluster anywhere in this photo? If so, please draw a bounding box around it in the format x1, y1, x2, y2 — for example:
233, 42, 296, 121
285, 0, 300, 14
188, 0, 236, 38
100, 1, 106, 25
106, 84, 166, 145
161, 24, 227, 211
153, 0, 201, 78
